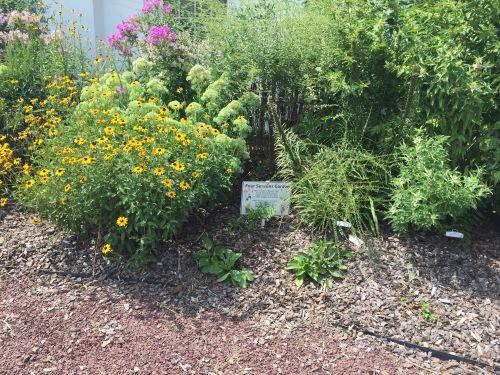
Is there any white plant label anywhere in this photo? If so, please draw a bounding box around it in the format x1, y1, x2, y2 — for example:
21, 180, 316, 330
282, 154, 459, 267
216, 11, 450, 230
241, 181, 292, 216
348, 234, 364, 247
445, 230, 464, 239
336, 220, 352, 228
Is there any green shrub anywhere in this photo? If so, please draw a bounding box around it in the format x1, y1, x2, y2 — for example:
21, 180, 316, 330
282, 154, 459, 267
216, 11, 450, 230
387, 133, 491, 234
15, 65, 249, 260
277, 132, 388, 237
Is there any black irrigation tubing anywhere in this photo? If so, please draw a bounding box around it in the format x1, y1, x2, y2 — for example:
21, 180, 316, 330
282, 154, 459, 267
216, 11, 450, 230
337, 321, 499, 372
9, 266, 499, 372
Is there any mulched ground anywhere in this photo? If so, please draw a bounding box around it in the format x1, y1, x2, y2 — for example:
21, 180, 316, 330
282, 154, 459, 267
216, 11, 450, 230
0, 204, 498, 374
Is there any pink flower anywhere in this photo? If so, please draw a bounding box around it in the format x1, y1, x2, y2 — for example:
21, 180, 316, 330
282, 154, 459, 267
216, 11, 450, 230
147, 25, 175, 46
142, 0, 161, 14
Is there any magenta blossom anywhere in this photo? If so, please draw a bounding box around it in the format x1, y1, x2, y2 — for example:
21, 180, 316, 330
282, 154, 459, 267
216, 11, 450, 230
142, 0, 160, 14
147, 25, 176, 46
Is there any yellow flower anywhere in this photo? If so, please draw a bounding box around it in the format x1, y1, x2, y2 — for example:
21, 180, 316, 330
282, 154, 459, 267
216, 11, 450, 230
211, 129, 220, 135
25, 179, 36, 188
101, 243, 112, 255
55, 168, 65, 176
162, 178, 173, 188
74, 137, 86, 146
174, 133, 186, 142
104, 126, 115, 135
31, 217, 41, 224
116, 216, 128, 227
0, 198, 8, 207
60, 198, 66, 205
38, 168, 50, 177
196, 153, 208, 159
171, 161, 185, 171
226, 168, 233, 174
192, 171, 201, 178
179, 181, 190, 190
64, 184, 72, 192
154, 167, 165, 176
132, 165, 146, 174
23, 164, 33, 174
180, 117, 188, 123
80, 176, 88, 184
96, 136, 108, 144
166, 191, 176, 199
152, 147, 166, 156
176, 87, 183, 94
237, 115, 245, 121
10, 79, 19, 85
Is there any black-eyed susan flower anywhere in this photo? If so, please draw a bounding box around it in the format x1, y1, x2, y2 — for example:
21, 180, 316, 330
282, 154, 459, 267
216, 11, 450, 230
64, 184, 72, 192
55, 168, 65, 176
171, 161, 185, 172
25, 179, 36, 188
192, 171, 201, 179
154, 167, 166, 176
196, 153, 208, 159
0, 198, 8, 207
116, 216, 128, 227
179, 181, 190, 190
162, 178, 173, 188
101, 243, 112, 255
226, 168, 233, 174
132, 165, 146, 174
166, 191, 176, 199
31, 217, 41, 224
104, 126, 115, 135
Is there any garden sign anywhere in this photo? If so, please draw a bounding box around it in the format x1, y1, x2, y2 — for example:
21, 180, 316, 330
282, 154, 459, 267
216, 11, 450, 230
241, 181, 292, 216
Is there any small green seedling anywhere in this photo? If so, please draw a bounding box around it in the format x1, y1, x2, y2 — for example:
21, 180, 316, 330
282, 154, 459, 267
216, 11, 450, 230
420, 301, 437, 322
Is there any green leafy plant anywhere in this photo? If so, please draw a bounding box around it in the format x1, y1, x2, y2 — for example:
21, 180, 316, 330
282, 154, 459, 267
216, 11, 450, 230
193, 235, 254, 288
387, 133, 491, 233
420, 301, 437, 323
228, 202, 276, 231
286, 240, 353, 288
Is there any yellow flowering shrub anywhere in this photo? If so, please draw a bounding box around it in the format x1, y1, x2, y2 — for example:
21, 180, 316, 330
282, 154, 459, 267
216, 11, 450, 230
16, 67, 248, 260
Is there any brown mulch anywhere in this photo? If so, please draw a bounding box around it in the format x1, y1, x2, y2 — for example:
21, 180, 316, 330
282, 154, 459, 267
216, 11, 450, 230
0, 204, 498, 374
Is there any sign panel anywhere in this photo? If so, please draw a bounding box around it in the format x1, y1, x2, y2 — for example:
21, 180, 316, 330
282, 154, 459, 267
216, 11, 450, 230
445, 230, 464, 239
241, 181, 292, 216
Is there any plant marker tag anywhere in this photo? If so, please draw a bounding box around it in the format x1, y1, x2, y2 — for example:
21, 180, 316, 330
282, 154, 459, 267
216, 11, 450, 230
260, 219, 266, 228
336, 220, 351, 228
445, 230, 464, 239
348, 234, 364, 247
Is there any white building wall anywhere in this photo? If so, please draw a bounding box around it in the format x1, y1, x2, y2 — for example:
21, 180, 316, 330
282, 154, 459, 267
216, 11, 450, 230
47, 0, 143, 57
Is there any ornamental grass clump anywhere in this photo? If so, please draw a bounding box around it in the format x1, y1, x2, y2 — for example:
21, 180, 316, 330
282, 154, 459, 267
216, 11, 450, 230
16, 63, 249, 261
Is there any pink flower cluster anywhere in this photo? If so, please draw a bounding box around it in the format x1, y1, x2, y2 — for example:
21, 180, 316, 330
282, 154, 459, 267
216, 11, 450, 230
0, 10, 44, 46
5, 10, 42, 28
107, 15, 140, 56
0, 29, 29, 44
142, 0, 172, 14
147, 25, 176, 46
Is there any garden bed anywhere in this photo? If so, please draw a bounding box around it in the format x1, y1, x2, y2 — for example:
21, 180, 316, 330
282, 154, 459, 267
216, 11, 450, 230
1, 204, 498, 373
